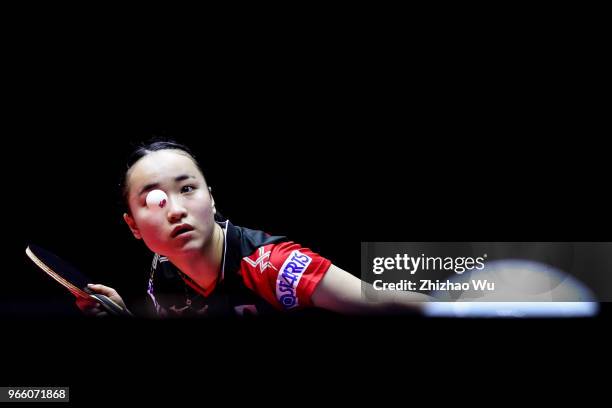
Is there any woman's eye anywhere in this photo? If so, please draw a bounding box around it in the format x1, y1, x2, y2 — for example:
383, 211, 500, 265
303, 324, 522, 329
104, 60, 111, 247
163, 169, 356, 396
181, 185, 196, 193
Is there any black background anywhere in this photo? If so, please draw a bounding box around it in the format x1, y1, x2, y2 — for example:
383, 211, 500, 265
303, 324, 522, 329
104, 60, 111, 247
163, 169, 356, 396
2, 5, 610, 404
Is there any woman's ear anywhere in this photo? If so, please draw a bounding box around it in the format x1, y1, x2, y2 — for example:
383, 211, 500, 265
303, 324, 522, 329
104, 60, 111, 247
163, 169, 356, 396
123, 213, 142, 239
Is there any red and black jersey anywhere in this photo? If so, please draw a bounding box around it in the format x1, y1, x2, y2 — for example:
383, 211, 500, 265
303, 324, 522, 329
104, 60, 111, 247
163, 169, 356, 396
147, 220, 331, 317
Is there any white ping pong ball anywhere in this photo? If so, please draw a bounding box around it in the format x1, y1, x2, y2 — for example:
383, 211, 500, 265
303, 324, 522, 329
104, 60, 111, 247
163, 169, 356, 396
146, 189, 168, 209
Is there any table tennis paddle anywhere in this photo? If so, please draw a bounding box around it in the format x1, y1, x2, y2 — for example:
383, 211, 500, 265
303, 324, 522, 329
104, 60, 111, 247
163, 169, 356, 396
25, 244, 131, 316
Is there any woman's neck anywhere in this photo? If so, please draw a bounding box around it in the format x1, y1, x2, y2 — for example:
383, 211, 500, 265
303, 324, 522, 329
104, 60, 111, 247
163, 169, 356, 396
169, 222, 224, 295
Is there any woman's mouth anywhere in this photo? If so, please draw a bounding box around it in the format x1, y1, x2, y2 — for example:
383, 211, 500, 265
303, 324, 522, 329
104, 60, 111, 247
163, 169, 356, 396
171, 224, 195, 238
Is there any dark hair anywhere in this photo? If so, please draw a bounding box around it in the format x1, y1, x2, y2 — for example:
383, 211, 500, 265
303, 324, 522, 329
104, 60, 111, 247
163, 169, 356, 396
125, 139, 199, 170
118, 137, 220, 218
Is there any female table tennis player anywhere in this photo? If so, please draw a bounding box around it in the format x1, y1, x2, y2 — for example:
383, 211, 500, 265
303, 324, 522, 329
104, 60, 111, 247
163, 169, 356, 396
77, 139, 431, 317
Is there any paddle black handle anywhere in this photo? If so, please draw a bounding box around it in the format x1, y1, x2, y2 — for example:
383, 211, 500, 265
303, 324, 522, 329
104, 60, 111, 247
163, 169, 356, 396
90, 294, 132, 317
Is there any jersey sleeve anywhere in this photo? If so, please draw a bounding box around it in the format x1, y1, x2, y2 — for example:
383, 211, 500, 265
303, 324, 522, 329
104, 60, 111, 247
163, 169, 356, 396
238, 241, 332, 310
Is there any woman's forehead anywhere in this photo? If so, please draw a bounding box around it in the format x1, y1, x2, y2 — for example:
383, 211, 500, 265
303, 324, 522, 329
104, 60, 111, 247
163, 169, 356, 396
128, 150, 203, 187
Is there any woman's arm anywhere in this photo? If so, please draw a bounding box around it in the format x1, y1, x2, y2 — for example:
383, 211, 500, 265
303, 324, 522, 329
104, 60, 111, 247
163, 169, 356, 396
311, 264, 434, 314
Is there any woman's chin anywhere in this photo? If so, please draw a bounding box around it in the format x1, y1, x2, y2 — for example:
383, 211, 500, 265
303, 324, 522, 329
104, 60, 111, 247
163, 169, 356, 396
170, 238, 203, 256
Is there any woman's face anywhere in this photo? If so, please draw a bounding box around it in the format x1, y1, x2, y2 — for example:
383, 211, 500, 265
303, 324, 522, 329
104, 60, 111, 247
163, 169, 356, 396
123, 149, 216, 258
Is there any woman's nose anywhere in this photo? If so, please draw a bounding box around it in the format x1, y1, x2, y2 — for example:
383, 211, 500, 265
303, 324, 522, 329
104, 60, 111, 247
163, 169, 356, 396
166, 197, 187, 222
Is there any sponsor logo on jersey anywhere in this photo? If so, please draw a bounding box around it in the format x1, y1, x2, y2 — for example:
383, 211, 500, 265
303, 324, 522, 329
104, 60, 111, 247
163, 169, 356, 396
244, 246, 276, 273
276, 250, 312, 309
